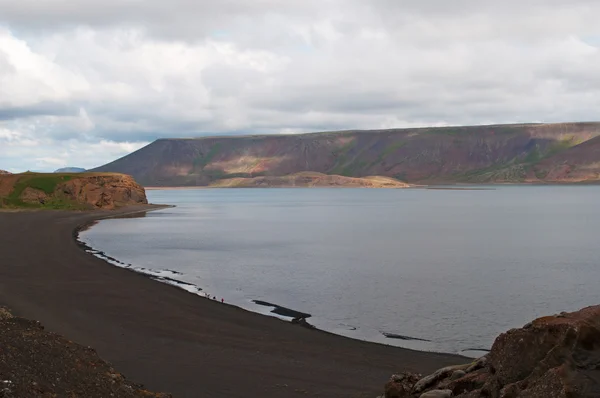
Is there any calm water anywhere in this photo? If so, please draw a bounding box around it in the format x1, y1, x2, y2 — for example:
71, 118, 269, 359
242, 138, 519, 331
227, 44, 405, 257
79, 187, 600, 355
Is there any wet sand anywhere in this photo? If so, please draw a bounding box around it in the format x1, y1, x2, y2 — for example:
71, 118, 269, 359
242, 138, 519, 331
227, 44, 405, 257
0, 206, 465, 397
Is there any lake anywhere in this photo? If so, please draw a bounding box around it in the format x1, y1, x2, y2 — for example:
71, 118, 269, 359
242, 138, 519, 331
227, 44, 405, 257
79, 186, 600, 356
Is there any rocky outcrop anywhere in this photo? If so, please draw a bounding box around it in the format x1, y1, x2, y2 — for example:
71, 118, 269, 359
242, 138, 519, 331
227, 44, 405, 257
379, 305, 600, 398
0, 170, 11, 175
1, 173, 148, 209
58, 174, 148, 209
20, 187, 49, 204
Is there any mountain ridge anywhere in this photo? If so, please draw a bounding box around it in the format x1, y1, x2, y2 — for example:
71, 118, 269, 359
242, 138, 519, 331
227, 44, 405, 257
92, 122, 600, 186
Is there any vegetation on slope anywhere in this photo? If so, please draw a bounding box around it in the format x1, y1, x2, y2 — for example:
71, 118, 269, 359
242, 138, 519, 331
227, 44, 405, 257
0, 173, 82, 209
91, 122, 600, 186
0, 172, 147, 210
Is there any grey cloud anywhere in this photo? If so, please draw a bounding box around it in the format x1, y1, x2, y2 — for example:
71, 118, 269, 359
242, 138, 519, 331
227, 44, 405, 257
0, 102, 77, 120
1, 0, 600, 172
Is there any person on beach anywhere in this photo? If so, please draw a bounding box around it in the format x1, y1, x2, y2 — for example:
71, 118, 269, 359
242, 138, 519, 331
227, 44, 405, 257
221, 298, 224, 303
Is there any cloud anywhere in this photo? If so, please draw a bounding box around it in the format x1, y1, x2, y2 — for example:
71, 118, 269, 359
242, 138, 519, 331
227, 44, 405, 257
0, 1, 599, 171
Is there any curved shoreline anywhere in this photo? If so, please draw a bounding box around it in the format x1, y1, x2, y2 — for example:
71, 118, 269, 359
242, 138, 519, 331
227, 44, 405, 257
77, 209, 455, 353
0, 206, 466, 397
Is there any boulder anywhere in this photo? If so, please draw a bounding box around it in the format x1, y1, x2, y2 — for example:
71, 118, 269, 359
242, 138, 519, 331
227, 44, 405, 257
450, 370, 466, 381
379, 305, 600, 398
413, 364, 470, 393
482, 305, 600, 397
20, 187, 48, 204
447, 369, 487, 395
419, 390, 452, 398
384, 373, 421, 397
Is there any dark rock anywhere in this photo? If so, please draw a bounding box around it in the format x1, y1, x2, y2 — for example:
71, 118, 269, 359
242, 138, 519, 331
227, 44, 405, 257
381, 305, 600, 398
448, 368, 488, 395
450, 370, 466, 380
384, 372, 421, 398
466, 356, 487, 373
419, 390, 452, 398
413, 364, 470, 394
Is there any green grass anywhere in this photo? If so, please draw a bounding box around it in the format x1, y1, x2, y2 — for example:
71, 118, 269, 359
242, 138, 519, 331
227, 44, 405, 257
330, 140, 361, 175
0, 174, 85, 210
524, 147, 542, 164
192, 144, 223, 172
382, 141, 406, 157
334, 140, 356, 156
11, 175, 72, 196
545, 137, 577, 157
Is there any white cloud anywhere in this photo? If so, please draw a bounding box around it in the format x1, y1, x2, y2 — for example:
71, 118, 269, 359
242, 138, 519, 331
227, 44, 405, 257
0, 1, 599, 171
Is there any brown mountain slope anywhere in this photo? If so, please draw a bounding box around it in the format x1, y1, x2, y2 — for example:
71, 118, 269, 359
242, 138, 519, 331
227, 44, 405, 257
527, 135, 600, 182
92, 122, 600, 186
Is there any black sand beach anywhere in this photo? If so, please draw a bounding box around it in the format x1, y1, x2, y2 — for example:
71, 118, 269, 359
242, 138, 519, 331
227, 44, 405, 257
0, 206, 465, 397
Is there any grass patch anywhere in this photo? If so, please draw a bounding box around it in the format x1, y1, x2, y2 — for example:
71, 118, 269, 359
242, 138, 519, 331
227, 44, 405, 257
331, 140, 360, 175
534, 168, 549, 180
545, 137, 577, 157
338, 160, 367, 177
1, 174, 83, 210
524, 147, 542, 164
382, 141, 406, 157
333, 140, 356, 156
192, 144, 223, 172
10, 175, 72, 198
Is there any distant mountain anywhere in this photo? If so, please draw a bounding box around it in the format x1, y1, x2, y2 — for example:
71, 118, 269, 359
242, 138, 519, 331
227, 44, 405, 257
54, 167, 86, 173
92, 122, 600, 186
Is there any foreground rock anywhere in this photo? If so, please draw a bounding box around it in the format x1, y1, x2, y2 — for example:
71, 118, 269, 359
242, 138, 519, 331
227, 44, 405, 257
0, 173, 147, 209
0, 307, 170, 397
379, 305, 600, 397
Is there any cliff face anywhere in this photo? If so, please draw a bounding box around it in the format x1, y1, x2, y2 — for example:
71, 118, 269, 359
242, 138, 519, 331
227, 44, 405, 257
0, 170, 11, 175
91, 122, 600, 186
58, 175, 148, 209
0, 173, 148, 210
380, 305, 600, 398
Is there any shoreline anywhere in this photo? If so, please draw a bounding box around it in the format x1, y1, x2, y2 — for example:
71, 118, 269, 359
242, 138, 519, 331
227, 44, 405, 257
74, 209, 439, 352
0, 206, 466, 397
144, 181, 600, 190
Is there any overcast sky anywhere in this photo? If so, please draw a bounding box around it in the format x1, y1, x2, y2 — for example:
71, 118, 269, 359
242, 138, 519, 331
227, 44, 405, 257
1, 1, 600, 171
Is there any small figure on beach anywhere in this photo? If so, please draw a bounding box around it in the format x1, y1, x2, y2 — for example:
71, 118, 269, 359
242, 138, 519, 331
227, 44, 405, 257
221, 298, 224, 303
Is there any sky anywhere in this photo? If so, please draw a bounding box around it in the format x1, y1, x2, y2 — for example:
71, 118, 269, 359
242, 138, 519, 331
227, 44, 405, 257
1, 1, 600, 172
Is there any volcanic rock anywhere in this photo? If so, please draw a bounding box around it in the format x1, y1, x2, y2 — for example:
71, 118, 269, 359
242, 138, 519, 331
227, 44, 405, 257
379, 305, 600, 398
